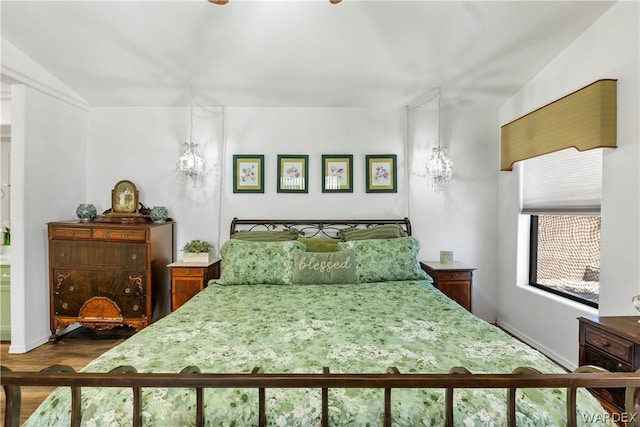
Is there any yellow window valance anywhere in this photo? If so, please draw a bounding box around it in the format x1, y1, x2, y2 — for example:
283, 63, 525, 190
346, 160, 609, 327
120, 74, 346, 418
500, 79, 617, 171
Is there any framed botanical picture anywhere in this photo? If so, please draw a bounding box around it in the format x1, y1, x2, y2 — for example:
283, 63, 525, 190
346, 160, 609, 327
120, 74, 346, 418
277, 155, 308, 193
233, 155, 264, 193
322, 154, 353, 193
111, 180, 139, 213
365, 154, 397, 193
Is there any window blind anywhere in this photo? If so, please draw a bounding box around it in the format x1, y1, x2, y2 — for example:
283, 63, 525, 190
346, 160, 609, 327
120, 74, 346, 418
521, 148, 602, 215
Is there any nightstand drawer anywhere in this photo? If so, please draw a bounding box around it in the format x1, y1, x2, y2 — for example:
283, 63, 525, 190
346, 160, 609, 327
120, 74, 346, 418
435, 271, 471, 281
584, 327, 634, 364
172, 268, 205, 278
583, 346, 634, 372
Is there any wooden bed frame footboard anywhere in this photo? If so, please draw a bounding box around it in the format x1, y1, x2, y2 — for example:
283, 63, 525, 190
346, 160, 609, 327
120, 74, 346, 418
2, 365, 639, 427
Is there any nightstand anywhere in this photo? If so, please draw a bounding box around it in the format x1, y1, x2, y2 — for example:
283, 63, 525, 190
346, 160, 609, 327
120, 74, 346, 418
420, 261, 475, 311
578, 316, 640, 415
168, 259, 221, 310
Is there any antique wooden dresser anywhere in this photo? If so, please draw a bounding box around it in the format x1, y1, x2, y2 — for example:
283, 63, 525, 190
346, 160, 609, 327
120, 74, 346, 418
48, 220, 174, 340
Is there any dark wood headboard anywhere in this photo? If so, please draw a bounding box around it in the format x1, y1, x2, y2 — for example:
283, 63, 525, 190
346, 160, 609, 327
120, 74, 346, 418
230, 218, 412, 238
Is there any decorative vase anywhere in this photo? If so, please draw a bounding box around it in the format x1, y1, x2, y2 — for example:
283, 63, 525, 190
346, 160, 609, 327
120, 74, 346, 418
150, 206, 169, 223
76, 204, 97, 222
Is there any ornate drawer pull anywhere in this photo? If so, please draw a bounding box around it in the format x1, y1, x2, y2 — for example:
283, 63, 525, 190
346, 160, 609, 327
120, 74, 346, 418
601, 341, 611, 348
59, 252, 65, 257
185, 270, 191, 275
131, 254, 137, 260
452, 273, 458, 278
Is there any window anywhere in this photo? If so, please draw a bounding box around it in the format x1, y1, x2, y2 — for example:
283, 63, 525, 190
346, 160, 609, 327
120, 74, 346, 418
521, 148, 604, 308
529, 215, 600, 308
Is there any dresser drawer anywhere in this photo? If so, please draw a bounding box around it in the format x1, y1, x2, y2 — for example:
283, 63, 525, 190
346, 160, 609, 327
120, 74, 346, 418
92, 228, 147, 241
584, 326, 634, 364
51, 241, 146, 269
435, 270, 471, 281
52, 227, 93, 239
53, 270, 147, 316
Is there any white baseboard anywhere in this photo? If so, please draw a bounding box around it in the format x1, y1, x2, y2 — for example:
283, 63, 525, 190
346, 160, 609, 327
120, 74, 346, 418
495, 319, 575, 371
7, 323, 82, 354
9, 334, 49, 354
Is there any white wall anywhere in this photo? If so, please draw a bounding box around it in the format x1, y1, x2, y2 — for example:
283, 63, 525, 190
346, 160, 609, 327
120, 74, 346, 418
9, 85, 87, 353
496, 2, 639, 369
87, 106, 224, 255
2, 37, 91, 352
408, 94, 499, 322
87, 107, 410, 255
86, 104, 500, 321
219, 107, 408, 227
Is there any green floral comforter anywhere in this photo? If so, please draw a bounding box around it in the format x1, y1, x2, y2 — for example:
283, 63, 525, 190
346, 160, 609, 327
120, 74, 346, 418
26, 281, 606, 426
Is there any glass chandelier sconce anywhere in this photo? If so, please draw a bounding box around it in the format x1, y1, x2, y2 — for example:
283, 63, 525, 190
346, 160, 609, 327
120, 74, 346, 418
176, 91, 206, 178
425, 90, 453, 192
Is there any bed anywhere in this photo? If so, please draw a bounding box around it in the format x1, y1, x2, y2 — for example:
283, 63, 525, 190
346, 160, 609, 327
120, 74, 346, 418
2, 218, 639, 426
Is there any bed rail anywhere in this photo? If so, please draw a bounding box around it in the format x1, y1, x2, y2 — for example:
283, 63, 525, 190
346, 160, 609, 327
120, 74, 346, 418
2, 365, 639, 427
229, 217, 412, 238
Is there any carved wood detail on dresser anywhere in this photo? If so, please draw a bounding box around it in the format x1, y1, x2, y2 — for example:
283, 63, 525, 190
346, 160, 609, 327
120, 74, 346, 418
48, 220, 175, 340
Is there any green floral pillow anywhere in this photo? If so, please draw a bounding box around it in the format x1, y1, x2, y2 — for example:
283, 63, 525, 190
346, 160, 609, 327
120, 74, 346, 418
292, 250, 357, 284
337, 237, 428, 283
231, 229, 299, 241
338, 224, 407, 241
218, 240, 306, 285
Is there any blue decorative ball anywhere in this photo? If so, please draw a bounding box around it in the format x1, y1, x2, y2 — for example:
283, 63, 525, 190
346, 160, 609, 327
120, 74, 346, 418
76, 204, 97, 222
150, 206, 169, 223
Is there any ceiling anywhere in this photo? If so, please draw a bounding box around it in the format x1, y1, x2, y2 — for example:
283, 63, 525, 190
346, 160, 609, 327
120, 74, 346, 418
0, 1, 615, 108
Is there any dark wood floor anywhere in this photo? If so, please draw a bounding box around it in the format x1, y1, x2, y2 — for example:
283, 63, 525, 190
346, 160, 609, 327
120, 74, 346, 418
1, 334, 127, 425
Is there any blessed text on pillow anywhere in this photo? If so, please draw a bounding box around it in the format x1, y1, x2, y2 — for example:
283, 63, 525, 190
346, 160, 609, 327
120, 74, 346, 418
292, 250, 358, 284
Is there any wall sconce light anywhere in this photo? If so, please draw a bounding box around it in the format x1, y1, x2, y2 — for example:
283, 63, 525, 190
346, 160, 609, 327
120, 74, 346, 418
176, 91, 207, 179
425, 90, 453, 192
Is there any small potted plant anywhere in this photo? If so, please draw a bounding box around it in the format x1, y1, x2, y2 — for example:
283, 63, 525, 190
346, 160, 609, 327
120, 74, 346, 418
181, 239, 214, 263
2, 225, 9, 246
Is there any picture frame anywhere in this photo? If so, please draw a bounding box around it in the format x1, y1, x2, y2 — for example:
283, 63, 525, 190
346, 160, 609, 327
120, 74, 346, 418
233, 155, 265, 193
277, 155, 308, 193
322, 154, 353, 193
111, 180, 139, 214
365, 154, 397, 193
